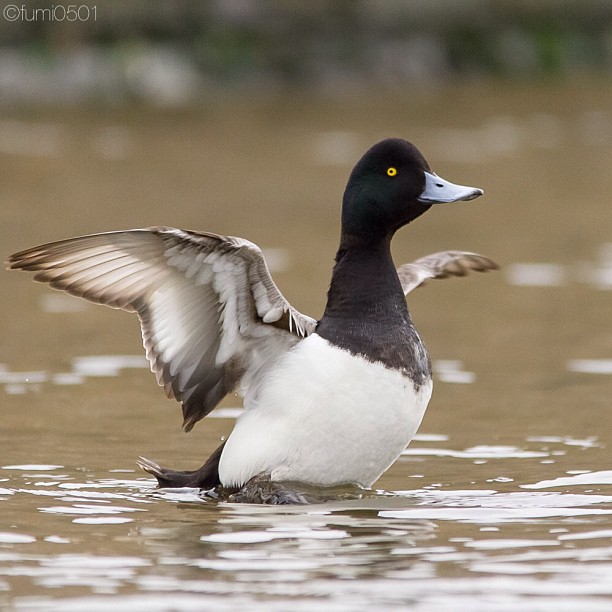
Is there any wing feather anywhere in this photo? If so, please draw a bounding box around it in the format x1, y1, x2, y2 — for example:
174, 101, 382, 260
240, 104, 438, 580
398, 251, 499, 295
9, 227, 317, 431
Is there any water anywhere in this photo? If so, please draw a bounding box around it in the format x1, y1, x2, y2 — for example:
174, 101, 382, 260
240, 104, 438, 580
2, 82, 612, 609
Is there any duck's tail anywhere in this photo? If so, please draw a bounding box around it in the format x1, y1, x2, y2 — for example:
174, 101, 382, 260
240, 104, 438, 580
137, 441, 225, 489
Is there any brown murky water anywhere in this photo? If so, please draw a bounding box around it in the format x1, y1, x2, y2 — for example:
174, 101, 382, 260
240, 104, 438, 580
2, 83, 612, 610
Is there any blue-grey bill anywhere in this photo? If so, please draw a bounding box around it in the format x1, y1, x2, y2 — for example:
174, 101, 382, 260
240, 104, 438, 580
418, 171, 484, 204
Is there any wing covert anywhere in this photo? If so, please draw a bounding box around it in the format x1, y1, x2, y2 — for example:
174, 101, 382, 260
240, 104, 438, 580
9, 227, 316, 431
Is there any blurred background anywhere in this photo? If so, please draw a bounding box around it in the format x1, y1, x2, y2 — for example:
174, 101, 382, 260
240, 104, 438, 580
2, 1, 612, 105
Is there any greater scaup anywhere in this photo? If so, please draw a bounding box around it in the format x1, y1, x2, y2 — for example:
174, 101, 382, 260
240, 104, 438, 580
9, 138, 496, 501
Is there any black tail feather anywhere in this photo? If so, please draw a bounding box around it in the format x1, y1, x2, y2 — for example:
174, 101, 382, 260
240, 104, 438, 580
137, 441, 225, 489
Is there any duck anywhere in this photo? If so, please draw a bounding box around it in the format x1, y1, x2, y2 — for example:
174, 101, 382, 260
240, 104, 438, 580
8, 138, 496, 500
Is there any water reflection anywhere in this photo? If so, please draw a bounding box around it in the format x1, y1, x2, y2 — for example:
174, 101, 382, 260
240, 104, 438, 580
522, 471, 612, 489
402, 445, 548, 459
567, 360, 612, 375
0, 533, 36, 544
432, 360, 476, 384
40, 294, 89, 313
506, 263, 566, 287
1, 430, 611, 610
71, 355, 149, 378
380, 491, 612, 522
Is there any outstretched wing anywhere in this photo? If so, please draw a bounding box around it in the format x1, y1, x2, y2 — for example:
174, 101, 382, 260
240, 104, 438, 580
397, 251, 499, 295
8, 228, 316, 431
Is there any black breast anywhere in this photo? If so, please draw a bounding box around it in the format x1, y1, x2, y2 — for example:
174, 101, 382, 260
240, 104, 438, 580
316, 244, 432, 388
316, 315, 431, 388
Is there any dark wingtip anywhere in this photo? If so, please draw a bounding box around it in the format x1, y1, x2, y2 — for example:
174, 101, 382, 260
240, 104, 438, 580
182, 417, 196, 433
6, 252, 23, 270
462, 254, 500, 273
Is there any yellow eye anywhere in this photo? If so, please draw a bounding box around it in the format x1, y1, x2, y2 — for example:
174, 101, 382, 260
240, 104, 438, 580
387, 167, 397, 177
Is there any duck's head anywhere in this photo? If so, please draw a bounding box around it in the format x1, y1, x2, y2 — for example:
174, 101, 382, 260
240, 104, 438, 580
341, 138, 483, 244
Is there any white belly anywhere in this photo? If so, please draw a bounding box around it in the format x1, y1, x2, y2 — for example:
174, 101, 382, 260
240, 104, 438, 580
218, 333, 432, 488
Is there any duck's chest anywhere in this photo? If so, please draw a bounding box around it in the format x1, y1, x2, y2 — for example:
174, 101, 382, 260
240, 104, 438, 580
222, 333, 433, 488
315, 298, 432, 389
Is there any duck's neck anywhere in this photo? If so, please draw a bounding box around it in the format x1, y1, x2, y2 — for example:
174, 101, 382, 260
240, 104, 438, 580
316, 234, 430, 380
321, 234, 409, 324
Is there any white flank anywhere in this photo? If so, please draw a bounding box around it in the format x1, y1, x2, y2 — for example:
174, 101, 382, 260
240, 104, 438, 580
219, 334, 432, 488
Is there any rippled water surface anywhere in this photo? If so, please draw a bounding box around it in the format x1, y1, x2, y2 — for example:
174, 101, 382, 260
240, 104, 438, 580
2, 84, 612, 610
